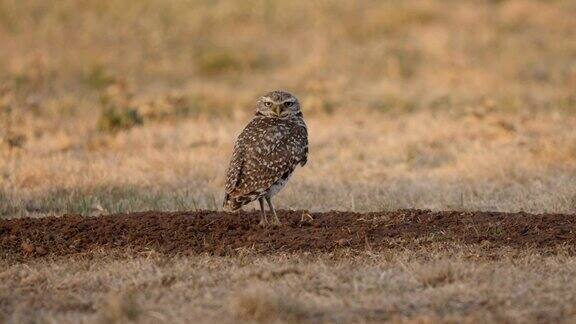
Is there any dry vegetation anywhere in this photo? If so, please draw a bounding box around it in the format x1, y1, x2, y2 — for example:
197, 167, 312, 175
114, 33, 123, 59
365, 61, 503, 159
1, 0, 575, 216
1, 0, 576, 322
3, 246, 576, 323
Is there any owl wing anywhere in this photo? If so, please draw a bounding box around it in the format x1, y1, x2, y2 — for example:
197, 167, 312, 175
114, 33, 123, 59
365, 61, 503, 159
225, 118, 308, 200
300, 134, 309, 166
224, 140, 244, 195
224, 119, 259, 202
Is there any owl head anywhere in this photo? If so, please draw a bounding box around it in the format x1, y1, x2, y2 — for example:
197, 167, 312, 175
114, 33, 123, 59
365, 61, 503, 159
256, 90, 301, 118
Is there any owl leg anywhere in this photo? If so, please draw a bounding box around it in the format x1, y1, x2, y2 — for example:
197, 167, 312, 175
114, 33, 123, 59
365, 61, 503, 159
258, 197, 269, 227
265, 197, 281, 226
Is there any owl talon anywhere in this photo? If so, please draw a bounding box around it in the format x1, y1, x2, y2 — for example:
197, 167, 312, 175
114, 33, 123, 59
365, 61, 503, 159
271, 220, 281, 227
258, 219, 269, 227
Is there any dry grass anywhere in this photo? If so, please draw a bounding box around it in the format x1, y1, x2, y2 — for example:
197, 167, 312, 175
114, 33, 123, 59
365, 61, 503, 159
3, 108, 576, 217
1, 0, 576, 216
228, 285, 311, 323
2, 246, 576, 323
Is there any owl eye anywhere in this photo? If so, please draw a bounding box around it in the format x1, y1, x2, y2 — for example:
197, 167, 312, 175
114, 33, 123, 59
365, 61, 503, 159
264, 101, 272, 107
284, 101, 294, 107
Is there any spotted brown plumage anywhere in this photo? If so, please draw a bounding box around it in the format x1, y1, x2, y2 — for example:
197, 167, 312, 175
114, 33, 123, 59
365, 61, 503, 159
223, 90, 308, 226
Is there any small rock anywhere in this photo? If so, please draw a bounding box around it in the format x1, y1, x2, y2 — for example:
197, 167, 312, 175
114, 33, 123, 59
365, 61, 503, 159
21, 241, 34, 254
35, 246, 47, 256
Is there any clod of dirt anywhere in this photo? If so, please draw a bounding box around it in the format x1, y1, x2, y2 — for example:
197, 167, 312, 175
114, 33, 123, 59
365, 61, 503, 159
21, 241, 34, 254
1, 210, 575, 259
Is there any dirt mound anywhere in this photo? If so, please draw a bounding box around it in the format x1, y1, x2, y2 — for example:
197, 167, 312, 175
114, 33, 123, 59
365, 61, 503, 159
1, 210, 575, 259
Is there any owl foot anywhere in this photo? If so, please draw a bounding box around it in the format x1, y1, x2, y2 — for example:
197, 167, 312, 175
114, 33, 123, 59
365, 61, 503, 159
258, 198, 269, 227
265, 197, 281, 227
270, 219, 281, 227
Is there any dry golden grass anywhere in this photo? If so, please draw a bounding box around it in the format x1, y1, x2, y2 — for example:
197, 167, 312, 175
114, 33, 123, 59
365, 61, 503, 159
2, 246, 576, 323
1, 0, 576, 216
3, 107, 576, 217
1, 0, 575, 217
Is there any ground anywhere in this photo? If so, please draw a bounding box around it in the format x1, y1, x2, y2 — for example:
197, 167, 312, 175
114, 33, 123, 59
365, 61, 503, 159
1, 0, 576, 323
2, 210, 576, 323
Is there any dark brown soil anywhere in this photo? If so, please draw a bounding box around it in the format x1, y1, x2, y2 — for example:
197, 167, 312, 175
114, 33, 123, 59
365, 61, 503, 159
1, 210, 575, 259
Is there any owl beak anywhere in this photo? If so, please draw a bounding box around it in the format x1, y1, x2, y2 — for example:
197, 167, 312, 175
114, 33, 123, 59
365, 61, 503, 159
273, 105, 282, 116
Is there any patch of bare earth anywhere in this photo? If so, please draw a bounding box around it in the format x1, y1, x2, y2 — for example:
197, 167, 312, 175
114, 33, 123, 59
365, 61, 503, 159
2, 210, 576, 323
1, 210, 575, 259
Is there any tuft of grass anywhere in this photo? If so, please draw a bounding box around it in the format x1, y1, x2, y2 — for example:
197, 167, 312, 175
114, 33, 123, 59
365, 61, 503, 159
98, 292, 141, 323
369, 95, 418, 114
82, 64, 117, 91
228, 285, 312, 323
404, 142, 455, 169
97, 106, 143, 133
486, 224, 506, 238
2, 132, 26, 149
194, 46, 270, 75
411, 259, 467, 288
0, 191, 17, 218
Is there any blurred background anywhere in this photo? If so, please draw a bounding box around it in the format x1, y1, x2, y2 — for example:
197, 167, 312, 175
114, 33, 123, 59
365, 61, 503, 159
1, 0, 575, 217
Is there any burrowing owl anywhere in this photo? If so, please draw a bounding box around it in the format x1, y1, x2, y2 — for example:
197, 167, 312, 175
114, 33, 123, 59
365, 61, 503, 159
223, 90, 308, 226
